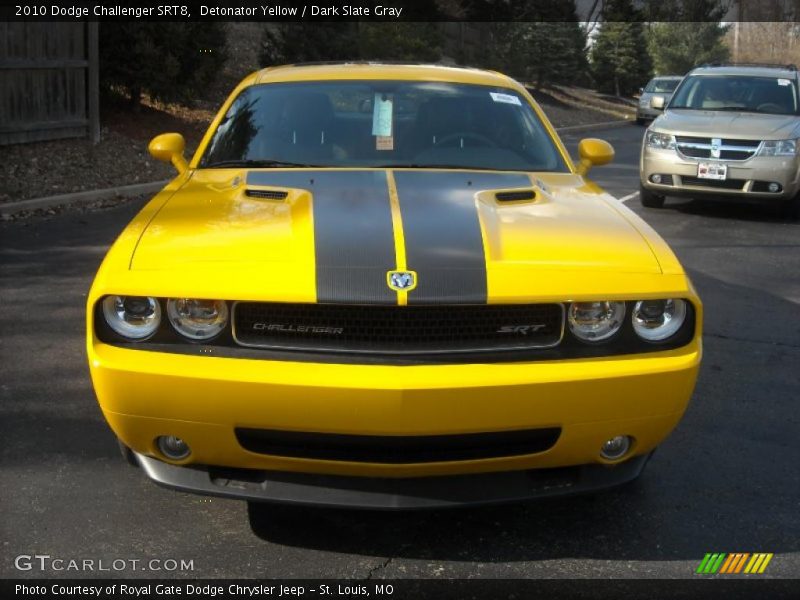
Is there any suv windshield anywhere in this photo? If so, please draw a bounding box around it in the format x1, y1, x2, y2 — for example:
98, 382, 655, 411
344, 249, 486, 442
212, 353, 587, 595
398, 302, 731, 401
669, 74, 799, 115
201, 81, 567, 172
645, 78, 680, 93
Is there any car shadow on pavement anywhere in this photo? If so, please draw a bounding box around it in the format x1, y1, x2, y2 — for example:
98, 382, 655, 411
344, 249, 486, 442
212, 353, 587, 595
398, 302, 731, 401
665, 197, 799, 224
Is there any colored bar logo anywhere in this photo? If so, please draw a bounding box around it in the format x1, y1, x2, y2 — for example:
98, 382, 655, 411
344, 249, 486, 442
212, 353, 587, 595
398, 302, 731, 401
696, 553, 773, 574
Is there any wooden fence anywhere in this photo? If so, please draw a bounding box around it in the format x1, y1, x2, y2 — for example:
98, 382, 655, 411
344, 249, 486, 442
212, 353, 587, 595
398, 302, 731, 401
0, 22, 99, 145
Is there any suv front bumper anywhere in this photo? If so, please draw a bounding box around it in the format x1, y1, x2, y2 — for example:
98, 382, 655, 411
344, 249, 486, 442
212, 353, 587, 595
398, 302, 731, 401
641, 148, 800, 200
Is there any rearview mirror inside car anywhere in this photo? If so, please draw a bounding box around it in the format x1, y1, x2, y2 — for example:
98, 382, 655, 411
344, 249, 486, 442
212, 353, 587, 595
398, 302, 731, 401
650, 95, 665, 109
576, 138, 614, 175
148, 133, 188, 174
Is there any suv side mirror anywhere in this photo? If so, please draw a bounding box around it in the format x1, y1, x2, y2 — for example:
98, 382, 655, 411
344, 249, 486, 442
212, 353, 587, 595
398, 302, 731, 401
576, 138, 614, 175
650, 95, 665, 109
148, 133, 188, 174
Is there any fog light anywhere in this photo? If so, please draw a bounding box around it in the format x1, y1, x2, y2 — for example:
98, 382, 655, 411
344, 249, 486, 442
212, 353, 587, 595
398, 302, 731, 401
600, 435, 631, 460
156, 435, 191, 460
651, 174, 662, 184
768, 182, 780, 193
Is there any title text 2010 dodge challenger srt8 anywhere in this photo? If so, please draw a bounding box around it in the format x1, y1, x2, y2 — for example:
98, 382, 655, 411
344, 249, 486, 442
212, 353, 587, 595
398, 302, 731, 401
87, 64, 702, 509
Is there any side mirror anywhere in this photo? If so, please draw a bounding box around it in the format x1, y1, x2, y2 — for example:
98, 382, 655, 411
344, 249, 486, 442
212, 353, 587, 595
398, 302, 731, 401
638, 87, 644, 96
650, 95, 665, 109
576, 138, 614, 175
148, 133, 188, 174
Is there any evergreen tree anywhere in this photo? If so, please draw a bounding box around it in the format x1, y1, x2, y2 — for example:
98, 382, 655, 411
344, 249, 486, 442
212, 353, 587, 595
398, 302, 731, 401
482, 1, 589, 88
645, 1, 730, 74
99, 23, 227, 109
591, 0, 652, 96
259, 23, 442, 66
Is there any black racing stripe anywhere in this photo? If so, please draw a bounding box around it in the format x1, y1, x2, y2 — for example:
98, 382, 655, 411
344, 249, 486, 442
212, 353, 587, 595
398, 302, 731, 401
394, 171, 531, 304
246, 171, 396, 304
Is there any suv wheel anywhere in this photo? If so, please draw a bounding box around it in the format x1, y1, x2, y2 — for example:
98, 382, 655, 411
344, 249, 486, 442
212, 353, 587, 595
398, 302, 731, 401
640, 184, 665, 208
780, 193, 800, 220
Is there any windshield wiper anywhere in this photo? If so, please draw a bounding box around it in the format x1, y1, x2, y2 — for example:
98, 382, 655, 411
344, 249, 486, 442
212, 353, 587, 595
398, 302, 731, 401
372, 164, 499, 170
202, 159, 319, 169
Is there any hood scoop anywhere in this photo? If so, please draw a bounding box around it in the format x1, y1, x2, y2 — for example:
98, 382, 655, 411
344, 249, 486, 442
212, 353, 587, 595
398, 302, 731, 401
244, 188, 289, 200
495, 189, 537, 202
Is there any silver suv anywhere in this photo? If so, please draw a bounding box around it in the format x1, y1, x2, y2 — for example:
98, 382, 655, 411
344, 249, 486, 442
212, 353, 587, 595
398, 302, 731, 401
640, 64, 800, 218
637, 76, 682, 124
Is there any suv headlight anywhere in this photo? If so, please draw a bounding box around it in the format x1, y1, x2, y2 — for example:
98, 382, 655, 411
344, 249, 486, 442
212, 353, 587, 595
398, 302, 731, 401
645, 131, 676, 150
758, 139, 798, 157
102, 296, 161, 340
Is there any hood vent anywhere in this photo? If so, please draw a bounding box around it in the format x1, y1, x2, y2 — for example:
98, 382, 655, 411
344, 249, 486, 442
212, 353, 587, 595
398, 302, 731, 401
495, 189, 536, 202
245, 189, 288, 200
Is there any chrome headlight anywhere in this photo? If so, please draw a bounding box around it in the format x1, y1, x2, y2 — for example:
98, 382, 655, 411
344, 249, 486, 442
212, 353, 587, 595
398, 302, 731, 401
167, 299, 229, 341
568, 301, 626, 342
645, 131, 676, 150
102, 296, 161, 340
757, 139, 798, 157
632, 299, 687, 341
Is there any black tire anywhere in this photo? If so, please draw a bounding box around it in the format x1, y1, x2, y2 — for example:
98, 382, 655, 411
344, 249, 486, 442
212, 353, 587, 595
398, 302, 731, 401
117, 438, 139, 467
636, 117, 646, 126
779, 193, 800, 221
639, 184, 665, 208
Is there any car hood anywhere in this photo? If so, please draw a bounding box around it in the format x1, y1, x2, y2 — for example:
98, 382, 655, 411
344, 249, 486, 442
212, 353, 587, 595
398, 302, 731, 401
129, 169, 667, 303
655, 109, 800, 139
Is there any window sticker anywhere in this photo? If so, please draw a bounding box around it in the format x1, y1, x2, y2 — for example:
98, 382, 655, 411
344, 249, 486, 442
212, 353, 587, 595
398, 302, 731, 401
376, 135, 394, 151
777, 78, 791, 86
490, 92, 522, 106
372, 93, 393, 137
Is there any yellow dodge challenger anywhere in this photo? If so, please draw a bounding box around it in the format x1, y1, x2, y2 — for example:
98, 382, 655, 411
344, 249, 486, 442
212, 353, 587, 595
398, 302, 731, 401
87, 64, 702, 509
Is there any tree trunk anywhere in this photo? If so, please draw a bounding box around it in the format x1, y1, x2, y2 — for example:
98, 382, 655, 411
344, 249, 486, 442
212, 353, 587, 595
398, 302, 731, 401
129, 86, 141, 113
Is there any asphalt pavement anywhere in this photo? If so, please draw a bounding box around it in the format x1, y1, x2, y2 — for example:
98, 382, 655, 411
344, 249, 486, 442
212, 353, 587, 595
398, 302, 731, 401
1, 123, 798, 581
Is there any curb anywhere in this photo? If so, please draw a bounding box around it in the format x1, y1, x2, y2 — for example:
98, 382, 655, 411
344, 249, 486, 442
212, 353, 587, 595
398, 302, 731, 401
556, 119, 634, 134
0, 180, 169, 217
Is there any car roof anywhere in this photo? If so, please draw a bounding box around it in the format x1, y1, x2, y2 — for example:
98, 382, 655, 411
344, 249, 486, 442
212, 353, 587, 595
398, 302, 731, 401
250, 62, 519, 89
689, 65, 798, 79
651, 75, 683, 80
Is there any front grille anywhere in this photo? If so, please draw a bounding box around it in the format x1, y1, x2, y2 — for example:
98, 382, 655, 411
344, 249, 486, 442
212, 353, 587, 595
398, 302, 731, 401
234, 427, 562, 463
675, 136, 761, 161
233, 302, 564, 355
680, 176, 747, 190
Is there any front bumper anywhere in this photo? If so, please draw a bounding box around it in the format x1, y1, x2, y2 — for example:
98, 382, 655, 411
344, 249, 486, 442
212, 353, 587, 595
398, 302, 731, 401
90, 338, 701, 484
641, 147, 800, 200
637, 107, 663, 120
134, 450, 653, 509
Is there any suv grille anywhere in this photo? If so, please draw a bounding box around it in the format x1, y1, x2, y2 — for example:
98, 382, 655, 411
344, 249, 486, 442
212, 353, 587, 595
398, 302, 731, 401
675, 136, 761, 161
233, 302, 564, 355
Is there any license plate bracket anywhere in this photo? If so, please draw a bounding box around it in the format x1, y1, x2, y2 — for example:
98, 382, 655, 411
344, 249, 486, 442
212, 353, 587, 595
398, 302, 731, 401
697, 162, 727, 180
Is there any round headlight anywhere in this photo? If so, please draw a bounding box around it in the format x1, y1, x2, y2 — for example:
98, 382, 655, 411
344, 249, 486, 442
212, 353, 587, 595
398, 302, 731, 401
167, 299, 228, 341
102, 296, 161, 340
632, 299, 687, 341
568, 301, 626, 342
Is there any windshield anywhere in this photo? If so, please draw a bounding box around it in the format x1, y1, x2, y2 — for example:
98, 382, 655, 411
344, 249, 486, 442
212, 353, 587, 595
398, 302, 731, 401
200, 81, 567, 172
645, 78, 680, 93
669, 75, 799, 115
